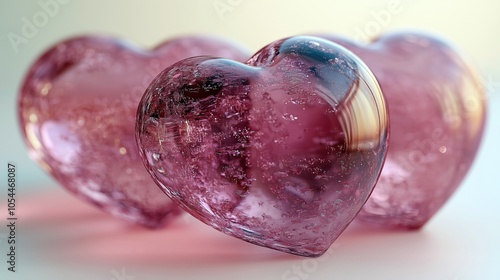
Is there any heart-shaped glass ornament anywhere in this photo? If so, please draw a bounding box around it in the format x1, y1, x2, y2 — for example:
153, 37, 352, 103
319, 32, 487, 229
136, 36, 389, 256
19, 35, 249, 228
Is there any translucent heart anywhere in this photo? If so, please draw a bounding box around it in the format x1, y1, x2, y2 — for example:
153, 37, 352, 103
19, 35, 249, 228
320, 32, 487, 229
136, 36, 389, 256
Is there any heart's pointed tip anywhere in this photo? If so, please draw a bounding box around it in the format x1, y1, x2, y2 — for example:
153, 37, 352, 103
358, 216, 428, 231
134, 210, 185, 230
260, 243, 330, 258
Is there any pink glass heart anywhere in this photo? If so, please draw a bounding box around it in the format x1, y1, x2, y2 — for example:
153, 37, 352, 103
19, 35, 249, 228
136, 36, 389, 256
319, 32, 487, 229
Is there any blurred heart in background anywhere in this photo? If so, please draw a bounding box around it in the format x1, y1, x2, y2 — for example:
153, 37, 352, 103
18, 35, 249, 228
319, 32, 487, 229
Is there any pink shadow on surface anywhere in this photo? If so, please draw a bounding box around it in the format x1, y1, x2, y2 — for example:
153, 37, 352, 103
1, 188, 297, 266
1, 187, 421, 267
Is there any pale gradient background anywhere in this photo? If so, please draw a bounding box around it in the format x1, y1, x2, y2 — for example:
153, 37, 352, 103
0, 0, 499, 279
